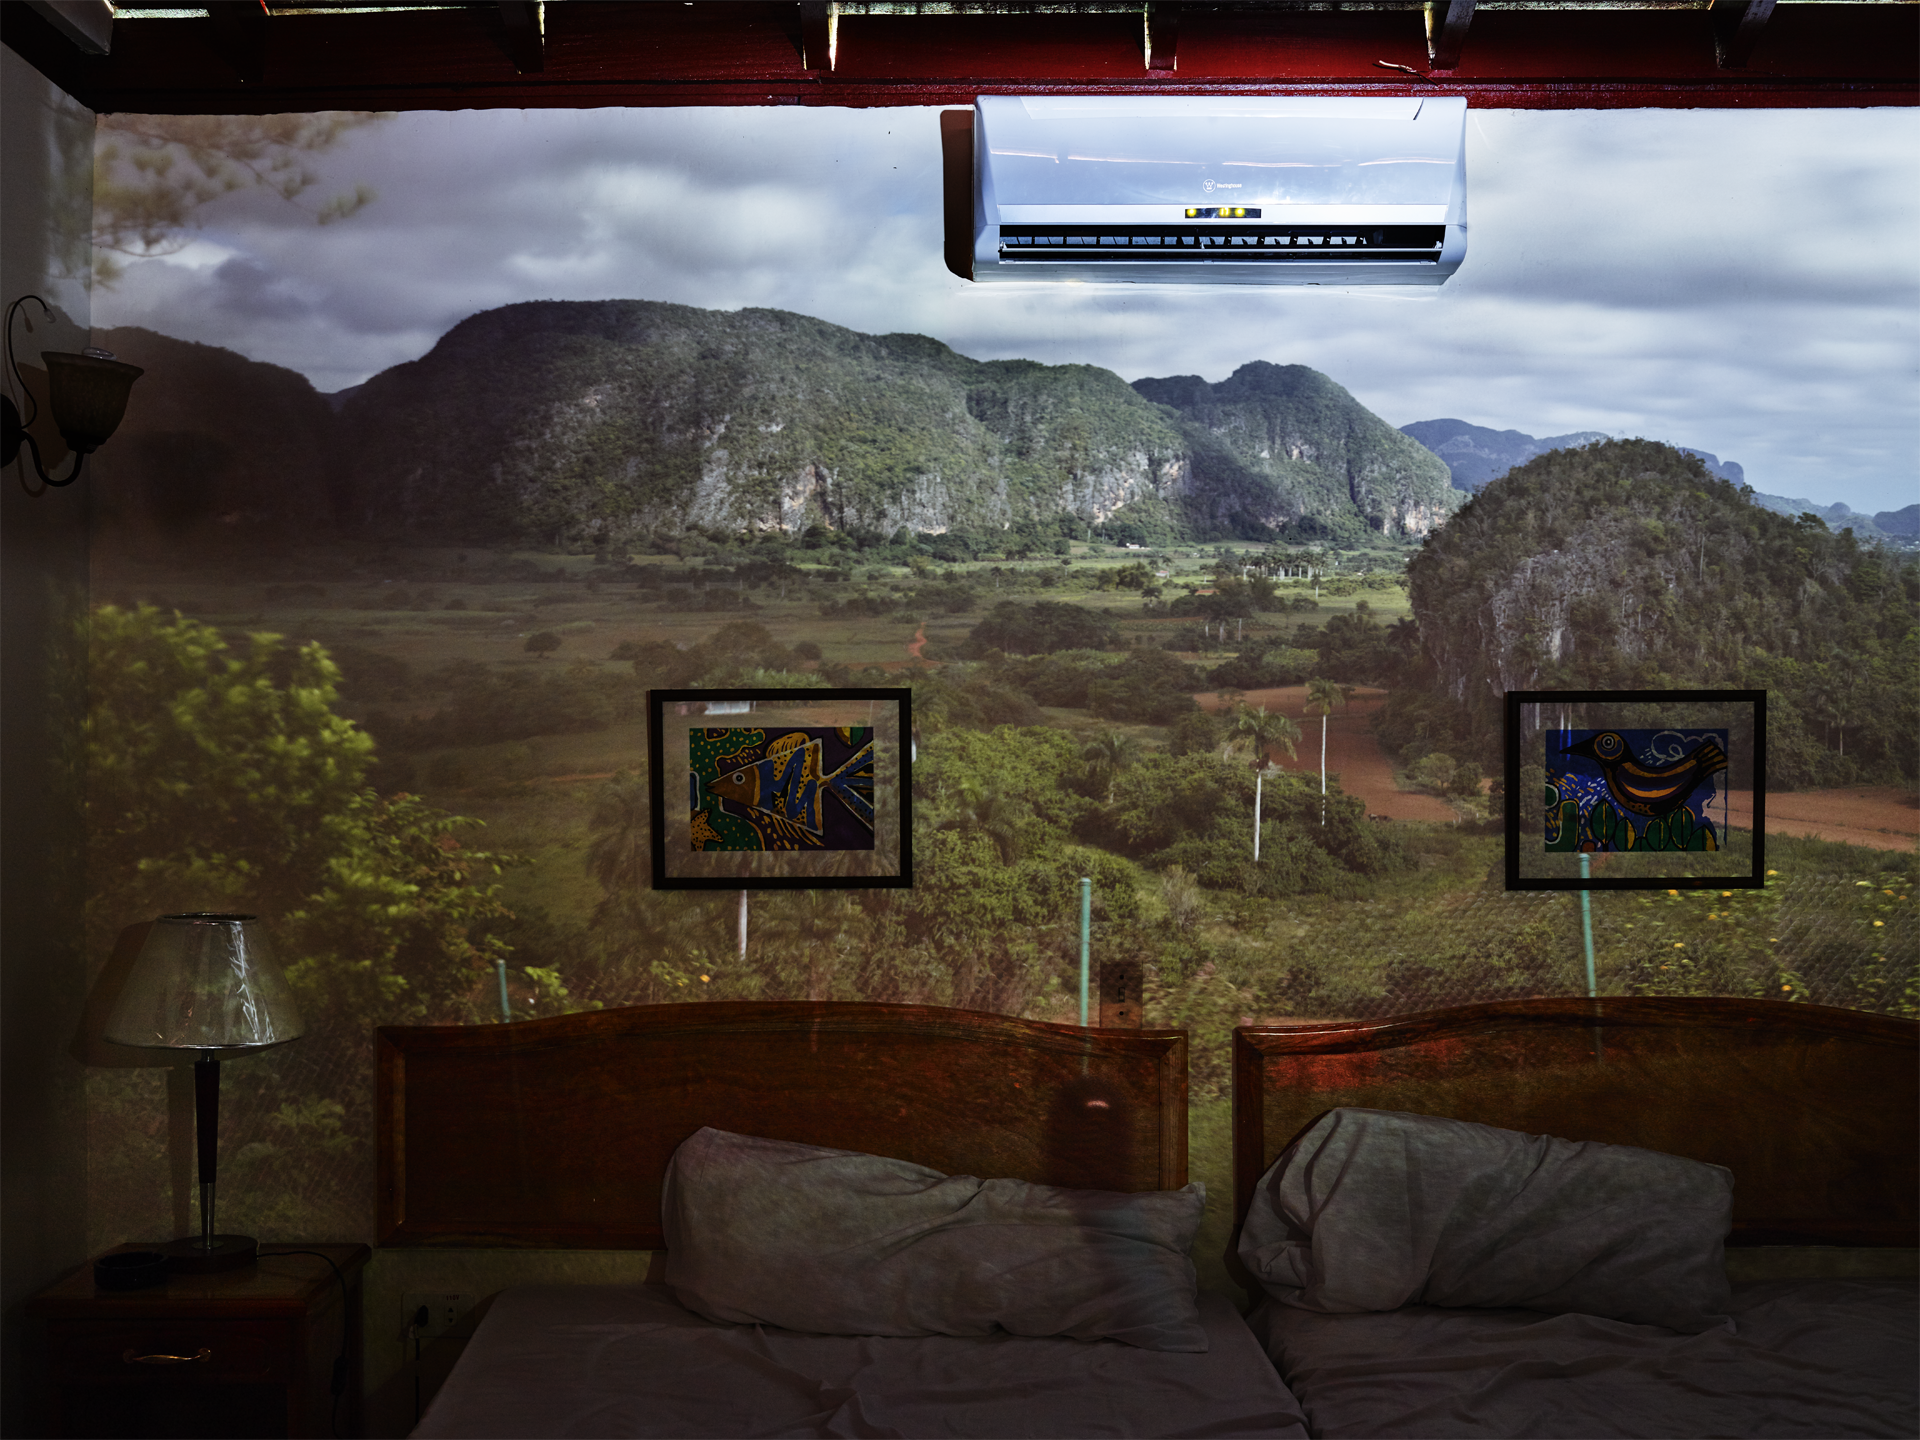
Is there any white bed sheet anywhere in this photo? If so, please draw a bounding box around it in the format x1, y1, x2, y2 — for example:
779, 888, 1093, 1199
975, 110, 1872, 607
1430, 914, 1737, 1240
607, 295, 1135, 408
413, 1282, 1310, 1439
1251, 1277, 1919, 1439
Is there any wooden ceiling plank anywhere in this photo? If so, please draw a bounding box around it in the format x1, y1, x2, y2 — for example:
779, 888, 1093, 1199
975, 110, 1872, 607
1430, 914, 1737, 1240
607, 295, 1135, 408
831, 13, 1146, 81
1147, 0, 1179, 73
498, 0, 545, 76
1428, 0, 1476, 71
206, 0, 269, 86
15, 0, 1912, 115
1713, 0, 1778, 69
798, 1, 835, 72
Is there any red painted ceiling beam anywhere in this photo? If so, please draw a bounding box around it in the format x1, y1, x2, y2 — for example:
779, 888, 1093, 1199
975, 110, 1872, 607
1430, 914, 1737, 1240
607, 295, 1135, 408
5, 2, 1913, 114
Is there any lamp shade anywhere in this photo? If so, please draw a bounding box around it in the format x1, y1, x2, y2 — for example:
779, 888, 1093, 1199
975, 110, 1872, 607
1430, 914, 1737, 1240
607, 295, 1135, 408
102, 913, 304, 1053
42, 349, 143, 454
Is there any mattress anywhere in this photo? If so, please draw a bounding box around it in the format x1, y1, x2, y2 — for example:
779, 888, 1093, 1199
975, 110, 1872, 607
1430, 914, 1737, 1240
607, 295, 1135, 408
413, 1282, 1310, 1439
1251, 1277, 1920, 1439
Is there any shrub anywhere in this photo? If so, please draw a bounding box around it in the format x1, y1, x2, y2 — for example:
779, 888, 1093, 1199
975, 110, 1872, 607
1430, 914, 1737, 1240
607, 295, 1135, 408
969, 601, 1120, 655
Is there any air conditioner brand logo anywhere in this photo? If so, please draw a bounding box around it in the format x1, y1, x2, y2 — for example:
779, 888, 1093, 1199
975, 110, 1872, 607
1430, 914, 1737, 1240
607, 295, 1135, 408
1201, 179, 1243, 193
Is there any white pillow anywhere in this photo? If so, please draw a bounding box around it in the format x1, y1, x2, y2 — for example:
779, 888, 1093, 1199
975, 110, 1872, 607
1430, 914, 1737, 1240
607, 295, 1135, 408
1238, 1108, 1733, 1332
663, 1127, 1210, 1351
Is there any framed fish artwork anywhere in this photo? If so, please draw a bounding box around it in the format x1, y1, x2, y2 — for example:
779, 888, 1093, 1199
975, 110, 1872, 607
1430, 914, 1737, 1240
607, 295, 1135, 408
1504, 690, 1767, 891
646, 688, 912, 890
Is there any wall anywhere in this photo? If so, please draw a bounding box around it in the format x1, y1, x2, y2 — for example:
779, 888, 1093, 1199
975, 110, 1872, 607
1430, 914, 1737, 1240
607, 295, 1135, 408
45, 96, 1920, 1436
0, 40, 95, 1440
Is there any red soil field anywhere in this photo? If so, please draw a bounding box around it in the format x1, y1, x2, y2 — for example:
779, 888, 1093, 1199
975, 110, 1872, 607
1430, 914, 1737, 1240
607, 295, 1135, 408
891, 618, 1914, 849
1724, 787, 1919, 854
1204, 686, 1920, 851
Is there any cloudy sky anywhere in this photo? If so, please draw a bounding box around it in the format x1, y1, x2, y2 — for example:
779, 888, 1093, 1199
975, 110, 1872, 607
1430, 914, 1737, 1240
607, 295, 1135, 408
95, 105, 1918, 515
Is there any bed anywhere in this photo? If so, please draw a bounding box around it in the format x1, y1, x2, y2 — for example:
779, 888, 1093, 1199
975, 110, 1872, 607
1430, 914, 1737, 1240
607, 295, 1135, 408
377, 1000, 1309, 1438
1229, 997, 1920, 1439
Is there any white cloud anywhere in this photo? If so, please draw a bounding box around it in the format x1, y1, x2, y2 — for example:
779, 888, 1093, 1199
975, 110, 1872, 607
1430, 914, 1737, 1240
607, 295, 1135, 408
92, 104, 1920, 514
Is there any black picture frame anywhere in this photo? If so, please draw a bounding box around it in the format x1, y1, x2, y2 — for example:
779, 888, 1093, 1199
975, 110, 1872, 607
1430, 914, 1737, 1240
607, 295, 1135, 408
1504, 689, 1767, 891
647, 688, 913, 891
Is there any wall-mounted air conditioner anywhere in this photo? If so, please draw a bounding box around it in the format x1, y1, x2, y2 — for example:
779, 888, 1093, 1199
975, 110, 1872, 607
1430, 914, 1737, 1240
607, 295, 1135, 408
946, 96, 1467, 286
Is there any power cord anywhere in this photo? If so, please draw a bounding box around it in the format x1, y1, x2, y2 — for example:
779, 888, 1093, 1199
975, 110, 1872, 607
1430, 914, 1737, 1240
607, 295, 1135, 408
409, 1303, 430, 1427
258, 1248, 351, 1440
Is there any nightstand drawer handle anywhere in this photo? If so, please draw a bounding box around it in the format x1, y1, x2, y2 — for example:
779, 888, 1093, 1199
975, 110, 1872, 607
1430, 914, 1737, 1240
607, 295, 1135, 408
123, 1348, 212, 1365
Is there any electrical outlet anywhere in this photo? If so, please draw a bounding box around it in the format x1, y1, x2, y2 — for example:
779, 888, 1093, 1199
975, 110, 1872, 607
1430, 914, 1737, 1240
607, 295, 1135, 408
403, 1291, 476, 1341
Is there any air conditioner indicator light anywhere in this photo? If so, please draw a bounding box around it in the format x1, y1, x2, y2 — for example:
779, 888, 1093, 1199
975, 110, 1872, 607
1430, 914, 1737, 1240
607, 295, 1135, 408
1184, 207, 1259, 219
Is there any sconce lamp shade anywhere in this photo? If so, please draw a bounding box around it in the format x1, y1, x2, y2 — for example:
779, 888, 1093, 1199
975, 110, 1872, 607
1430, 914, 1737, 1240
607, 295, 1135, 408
4, 295, 144, 488
42, 349, 144, 454
103, 913, 304, 1053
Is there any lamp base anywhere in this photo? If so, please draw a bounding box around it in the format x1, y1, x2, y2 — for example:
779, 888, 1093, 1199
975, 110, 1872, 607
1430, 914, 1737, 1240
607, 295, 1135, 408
161, 1233, 258, 1273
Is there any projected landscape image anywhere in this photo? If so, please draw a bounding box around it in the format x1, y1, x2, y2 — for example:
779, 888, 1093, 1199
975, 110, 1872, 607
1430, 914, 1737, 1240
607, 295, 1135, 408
73, 105, 1918, 1250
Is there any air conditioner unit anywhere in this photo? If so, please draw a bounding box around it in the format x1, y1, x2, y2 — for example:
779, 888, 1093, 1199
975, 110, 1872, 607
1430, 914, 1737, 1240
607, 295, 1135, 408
959, 95, 1467, 286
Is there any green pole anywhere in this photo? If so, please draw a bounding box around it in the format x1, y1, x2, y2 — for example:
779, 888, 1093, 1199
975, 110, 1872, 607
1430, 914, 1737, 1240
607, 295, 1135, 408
1079, 876, 1092, 1026
1578, 852, 1597, 999
496, 957, 512, 1023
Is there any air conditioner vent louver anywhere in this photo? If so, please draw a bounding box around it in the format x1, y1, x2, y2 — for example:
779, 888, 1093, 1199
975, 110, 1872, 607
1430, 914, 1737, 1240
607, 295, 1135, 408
999, 226, 1446, 262
969, 96, 1467, 287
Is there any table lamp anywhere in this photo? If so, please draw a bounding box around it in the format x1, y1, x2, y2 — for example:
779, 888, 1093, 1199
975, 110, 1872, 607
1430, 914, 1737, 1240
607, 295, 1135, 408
102, 913, 305, 1272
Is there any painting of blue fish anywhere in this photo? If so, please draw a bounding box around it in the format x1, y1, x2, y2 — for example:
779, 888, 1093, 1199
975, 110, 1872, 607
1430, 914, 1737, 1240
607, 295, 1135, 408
689, 726, 876, 852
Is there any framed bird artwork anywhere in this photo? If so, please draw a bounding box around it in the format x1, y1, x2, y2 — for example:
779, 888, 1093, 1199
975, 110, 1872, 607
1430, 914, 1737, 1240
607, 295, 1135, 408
647, 688, 912, 890
1504, 690, 1767, 891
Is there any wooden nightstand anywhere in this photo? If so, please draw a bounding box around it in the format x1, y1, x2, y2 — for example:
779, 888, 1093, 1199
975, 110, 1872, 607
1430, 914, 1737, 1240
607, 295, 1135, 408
24, 1242, 368, 1439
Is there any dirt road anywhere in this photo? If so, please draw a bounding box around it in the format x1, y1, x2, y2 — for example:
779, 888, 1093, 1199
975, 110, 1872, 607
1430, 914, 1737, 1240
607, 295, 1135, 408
1198, 685, 1459, 822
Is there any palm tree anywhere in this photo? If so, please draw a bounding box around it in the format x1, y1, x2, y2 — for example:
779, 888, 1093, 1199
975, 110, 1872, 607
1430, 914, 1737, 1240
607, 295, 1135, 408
586, 771, 651, 900
1081, 728, 1142, 803
1229, 703, 1301, 861
758, 889, 853, 1000
938, 777, 1025, 864
585, 770, 735, 1001
1304, 677, 1344, 826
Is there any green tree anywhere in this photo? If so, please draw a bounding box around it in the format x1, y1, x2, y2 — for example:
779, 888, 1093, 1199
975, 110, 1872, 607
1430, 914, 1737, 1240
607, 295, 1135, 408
85, 606, 515, 1239
937, 777, 1028, 865
524, 630, 562, 659
969, 601, 1121, 655
1080, 728, 1143, 804
86, 605, 513, 1024
585, 770, 651, 899
756, 890, 856, 1001
92, 113, 389, 288
575, 769, 740, 1004
1406, 752, 1458, 796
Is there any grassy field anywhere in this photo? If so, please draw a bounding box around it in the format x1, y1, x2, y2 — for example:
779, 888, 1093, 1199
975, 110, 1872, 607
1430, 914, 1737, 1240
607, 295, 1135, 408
94, 539, 1904, 997
96, 537, 1914, 1252
99, 535, 1415, 931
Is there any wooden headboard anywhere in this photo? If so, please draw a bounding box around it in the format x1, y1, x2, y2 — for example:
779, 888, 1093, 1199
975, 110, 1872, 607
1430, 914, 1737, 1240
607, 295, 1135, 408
1232, 997, 1918, 1254
378, 1002, 1187, 1248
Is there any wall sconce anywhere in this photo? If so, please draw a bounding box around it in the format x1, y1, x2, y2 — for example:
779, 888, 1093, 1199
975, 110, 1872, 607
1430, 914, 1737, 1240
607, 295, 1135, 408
1, 294, 143, 490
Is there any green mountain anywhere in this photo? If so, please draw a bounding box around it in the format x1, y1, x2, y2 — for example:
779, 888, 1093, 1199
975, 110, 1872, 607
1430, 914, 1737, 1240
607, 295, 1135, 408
1393, 438, 1918, 789
1748, 490, 1891, 541
332, 300, 1454, 547
87, 326, 341, 550
1136, 363, 1458, 541
1876, 503, 1919, 539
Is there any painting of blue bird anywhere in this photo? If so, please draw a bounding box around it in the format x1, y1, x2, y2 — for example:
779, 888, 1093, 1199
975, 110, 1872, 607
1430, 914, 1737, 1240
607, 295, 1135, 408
1548, 727, 1729, 854
1560, 730, 1727, 821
